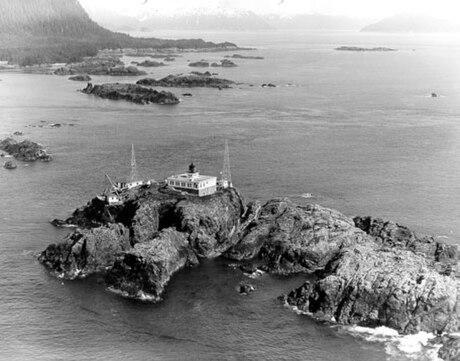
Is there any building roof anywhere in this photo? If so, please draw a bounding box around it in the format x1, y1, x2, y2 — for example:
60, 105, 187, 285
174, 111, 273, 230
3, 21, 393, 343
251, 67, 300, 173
167, 172, 216, 183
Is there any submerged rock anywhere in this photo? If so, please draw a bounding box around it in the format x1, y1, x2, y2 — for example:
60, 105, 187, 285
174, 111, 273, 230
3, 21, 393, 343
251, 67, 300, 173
136, 74, 234, 89
0, 138, 52, 162
81, 83, 179, 105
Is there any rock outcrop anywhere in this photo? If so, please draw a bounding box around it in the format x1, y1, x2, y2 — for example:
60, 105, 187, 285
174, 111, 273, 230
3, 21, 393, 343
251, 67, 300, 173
188, 60, 209, 67
81, 83, 179, 105
54, 56, 147, 76
136, 74, 234, 89
137, 60, 166, 67
69, 74, 91, 81
39, 185, 459, 358
225, 54, 264, 60
225, 199, 369, 274
0, 138, 52, 161
211, 59, 238, 67
39, 223, 131, 279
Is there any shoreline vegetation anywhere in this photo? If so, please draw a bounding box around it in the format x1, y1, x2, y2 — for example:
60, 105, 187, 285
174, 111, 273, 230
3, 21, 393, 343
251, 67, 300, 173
0, 0, 241, 67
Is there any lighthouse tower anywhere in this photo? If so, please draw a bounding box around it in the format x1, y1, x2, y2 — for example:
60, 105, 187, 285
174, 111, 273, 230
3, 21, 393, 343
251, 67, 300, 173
221, 139, 232, 189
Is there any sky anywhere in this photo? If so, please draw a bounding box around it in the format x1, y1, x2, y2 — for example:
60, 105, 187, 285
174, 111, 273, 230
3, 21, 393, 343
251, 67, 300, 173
79, 0, 460, 21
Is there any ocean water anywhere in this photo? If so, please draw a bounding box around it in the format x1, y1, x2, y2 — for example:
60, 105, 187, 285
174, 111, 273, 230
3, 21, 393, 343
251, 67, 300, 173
0, 30, 459, 360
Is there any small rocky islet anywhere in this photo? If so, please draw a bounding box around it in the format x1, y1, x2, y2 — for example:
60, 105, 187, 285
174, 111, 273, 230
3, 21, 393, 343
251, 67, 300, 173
81, 83, 180, 105
0, 137, 52, 162
136, 74, 234, 89
39, 182, 459, 359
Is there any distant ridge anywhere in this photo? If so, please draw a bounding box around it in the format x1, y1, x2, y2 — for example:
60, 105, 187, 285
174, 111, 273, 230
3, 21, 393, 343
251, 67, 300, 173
361, 14, 460, 33
0, 0, 237, 66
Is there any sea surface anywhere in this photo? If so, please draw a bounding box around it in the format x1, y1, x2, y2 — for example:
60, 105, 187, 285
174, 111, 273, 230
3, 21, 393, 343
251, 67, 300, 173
0, 30, 459, 360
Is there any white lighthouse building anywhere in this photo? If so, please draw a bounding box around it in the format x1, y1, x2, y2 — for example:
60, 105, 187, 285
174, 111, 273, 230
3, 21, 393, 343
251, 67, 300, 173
166, 163, 217, 197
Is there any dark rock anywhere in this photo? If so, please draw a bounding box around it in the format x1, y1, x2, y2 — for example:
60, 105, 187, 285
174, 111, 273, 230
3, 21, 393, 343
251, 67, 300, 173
238, 282, 255, 295
438, 335, 460, 361
225, 54, 264, 60
54, 56, 147, 76
137, 60, 166, 67
211, 59, 238, 67
0, 138, 52, 162
188, 61, 209, 67
136, 74, 234, 89
81, 83, 179, 105
353, 216, 459, 263
3, 160, 17, 169
182, 93, 192, 97
69, 74, 92, 81
432, 93, 439, 98
39, 223, 131, 279
13, 131, 24, 136
225, 199, 369, 274
261, 83, 276, 88
285, 242, 458, 334
190, 71, 212, 76
105, 228, 199, 301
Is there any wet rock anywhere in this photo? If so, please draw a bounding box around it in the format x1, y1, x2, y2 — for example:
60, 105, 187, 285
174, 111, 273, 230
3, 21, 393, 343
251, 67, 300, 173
39, 223, 131, 279
137, 60, 166, 67
238, 282, 256, 295
3, 160, 17, 169
105, 228, 199, 301
0, 138, 52, 162
211, 59, 238, 67
81, 83, 179, 105
261, 83, 276, 88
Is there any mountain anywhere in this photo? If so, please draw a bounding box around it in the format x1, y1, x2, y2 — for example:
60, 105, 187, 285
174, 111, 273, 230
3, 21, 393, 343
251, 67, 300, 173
0, 0, 236, 66
362, 14, 460, 33
263, 14, 371, 31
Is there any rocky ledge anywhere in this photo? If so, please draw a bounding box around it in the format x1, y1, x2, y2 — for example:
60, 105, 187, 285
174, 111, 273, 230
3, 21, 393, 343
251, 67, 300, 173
81, 83, 179, 105
39, 188, 458, 359
136, 74, 234, 89
0, 138, 52, 161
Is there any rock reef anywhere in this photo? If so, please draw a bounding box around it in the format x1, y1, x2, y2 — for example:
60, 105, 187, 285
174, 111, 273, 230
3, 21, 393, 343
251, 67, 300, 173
39, 187, 458, 359
81, 83, 179, 105
136, 74, 234, 89
0, 138, 52, 162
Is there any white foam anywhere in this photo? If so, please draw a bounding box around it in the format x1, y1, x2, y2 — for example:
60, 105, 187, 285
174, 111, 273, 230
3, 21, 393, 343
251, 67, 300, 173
344, 325, 442, 361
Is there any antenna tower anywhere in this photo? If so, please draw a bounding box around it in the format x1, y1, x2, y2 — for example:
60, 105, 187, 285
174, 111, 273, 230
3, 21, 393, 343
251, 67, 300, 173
222, 139, 232, 187
129, 144, 139, 183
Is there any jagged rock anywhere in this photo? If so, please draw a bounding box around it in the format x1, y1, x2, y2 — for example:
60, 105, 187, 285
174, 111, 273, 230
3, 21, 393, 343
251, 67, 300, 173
285, 242, 458, 335
437, 335, 460, 361
137, 74, 233, 89
69, 74, 91, 81
353, 216, 459, 264
0, 137, 52, 162
81, 83, 179, 105
105, 228, 199, 301
225, 199, 369, 274
39, 223, 131, 279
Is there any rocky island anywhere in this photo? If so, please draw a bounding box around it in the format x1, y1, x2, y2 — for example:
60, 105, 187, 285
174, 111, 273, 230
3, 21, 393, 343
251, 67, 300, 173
81, 83, 179, 105
225, 54, 264, 60
136, 74, 234, 89
39, 182, 458, 359
0, 138, 52, 161
335, 46, 397, 52
54, 56, 146, 76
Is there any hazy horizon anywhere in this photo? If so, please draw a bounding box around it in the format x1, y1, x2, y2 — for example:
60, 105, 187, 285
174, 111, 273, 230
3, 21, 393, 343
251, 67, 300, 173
79, 0, 460, 22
